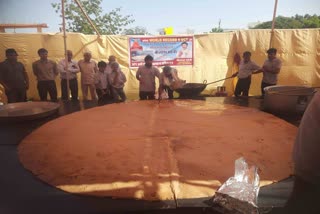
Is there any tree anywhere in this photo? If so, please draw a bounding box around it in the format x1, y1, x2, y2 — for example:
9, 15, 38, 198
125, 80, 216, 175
210, 28, 223, 33
210, 19, 224, 33
122, 26, 149, 35
52, 0, 135, 35
251, 14, 320, 29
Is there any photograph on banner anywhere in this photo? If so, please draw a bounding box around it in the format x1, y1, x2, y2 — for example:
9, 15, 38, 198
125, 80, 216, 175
129, 36, 194, 67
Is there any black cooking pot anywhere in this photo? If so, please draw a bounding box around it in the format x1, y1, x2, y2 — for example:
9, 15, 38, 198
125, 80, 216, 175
174, 81, 208, 97
174, 76, 234, 97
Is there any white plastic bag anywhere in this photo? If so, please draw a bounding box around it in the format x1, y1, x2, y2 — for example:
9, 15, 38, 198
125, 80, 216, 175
213, 157, 260, 214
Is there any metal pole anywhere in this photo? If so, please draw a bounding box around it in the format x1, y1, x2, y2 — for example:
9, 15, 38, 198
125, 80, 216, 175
62, 0, 70, 99
269, 0, 278, 48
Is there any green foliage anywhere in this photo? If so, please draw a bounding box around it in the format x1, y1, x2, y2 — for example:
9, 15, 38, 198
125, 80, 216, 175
251, 14, 320, 29
122, 26, 149, 35
210, 27, 223, 33
52, 0, 135, 35
210, 19, 223, 33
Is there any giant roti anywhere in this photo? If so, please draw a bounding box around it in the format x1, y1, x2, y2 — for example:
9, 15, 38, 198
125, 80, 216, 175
18, 100, 297, 200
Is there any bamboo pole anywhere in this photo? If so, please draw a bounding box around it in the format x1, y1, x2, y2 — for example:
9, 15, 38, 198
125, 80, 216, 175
269, 0, 278, 48
62, 0, 70, 99
73, 0, 101, 37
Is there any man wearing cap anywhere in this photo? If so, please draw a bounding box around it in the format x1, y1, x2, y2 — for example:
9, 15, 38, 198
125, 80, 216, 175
255, 48, 282, 97
58, 50, 80, 101
0, 49, 29, 103
136, 55, 160, 100
32, 48, 59, 101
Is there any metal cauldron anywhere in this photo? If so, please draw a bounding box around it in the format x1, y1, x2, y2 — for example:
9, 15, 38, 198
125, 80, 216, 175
174, 81, 207, 97
175, 76, 234, 98
264, 85, 317, 114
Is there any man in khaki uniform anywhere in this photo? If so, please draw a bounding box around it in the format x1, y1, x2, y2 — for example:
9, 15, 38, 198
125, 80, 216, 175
78, 51, 98, 101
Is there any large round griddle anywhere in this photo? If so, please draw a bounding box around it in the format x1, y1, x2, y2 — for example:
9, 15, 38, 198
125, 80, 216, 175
0, 102, 60, 122
18, 100, 297, 201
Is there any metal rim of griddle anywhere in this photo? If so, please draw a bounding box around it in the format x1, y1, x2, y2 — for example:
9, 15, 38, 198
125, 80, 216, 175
0, 101, 60, 122
265, 85, 317, 96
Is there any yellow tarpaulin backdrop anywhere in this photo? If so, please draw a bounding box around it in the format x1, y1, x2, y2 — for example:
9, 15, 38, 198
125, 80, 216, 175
0, 29, 319, 102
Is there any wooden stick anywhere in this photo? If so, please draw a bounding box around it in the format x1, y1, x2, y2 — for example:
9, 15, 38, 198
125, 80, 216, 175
62, 0, 70, 99
269, 0, 278, 48
206, 76, 234, 86
73, 0, 101, 37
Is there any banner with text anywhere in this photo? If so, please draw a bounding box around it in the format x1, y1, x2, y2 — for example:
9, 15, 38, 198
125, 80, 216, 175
129, 36, 194, 67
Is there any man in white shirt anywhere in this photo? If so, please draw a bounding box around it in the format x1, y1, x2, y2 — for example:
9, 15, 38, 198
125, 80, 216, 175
257, 48, 282, 97
58, 50, 79, 101
107, 62, 127, 102
232, 51, 262, 97
136, 55, 160, 100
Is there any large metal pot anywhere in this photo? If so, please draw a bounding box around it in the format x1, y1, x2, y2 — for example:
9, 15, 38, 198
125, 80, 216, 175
174, 76, 234, 98
174, 82, 207, 97
264, 85, 316, 114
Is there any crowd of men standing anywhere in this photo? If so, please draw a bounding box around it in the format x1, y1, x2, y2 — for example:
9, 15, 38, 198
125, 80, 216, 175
0, 48, 127, 104
0, 47, 282, 104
